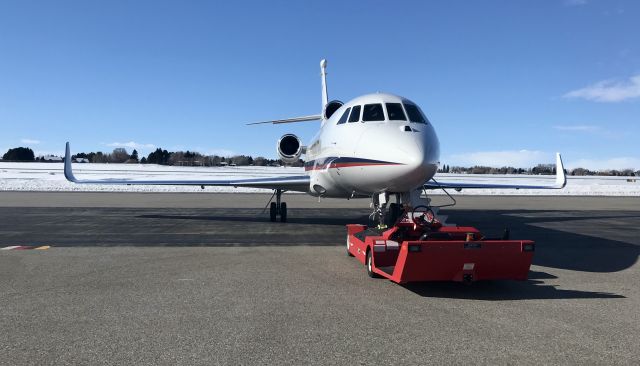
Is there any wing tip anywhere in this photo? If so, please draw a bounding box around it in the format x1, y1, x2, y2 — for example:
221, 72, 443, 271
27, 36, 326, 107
555, 152, 567, 189
64, 142, 77, 183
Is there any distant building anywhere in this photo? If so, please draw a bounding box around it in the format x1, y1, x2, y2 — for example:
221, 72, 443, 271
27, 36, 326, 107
43, 155, 63, 162
75, 158, 89, 163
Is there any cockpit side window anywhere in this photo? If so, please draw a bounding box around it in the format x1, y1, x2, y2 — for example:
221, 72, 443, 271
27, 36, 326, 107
404, 103, 427, 123
348, 105, 361, 123
337, 107, 351, 124
362, 104, 385, 122
385, 103, 407, 121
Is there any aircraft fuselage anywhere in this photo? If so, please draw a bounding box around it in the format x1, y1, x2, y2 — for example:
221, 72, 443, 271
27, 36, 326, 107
304, 93, 440, 198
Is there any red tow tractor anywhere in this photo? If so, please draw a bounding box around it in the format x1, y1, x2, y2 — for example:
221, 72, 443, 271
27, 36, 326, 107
346, 206, 535, 284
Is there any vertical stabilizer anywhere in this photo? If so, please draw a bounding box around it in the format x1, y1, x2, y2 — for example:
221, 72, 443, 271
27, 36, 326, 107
320, 59, 328, 115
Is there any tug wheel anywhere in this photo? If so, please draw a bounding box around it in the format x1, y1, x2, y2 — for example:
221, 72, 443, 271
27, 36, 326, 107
269, 202, 277, 222
366, 249, 379, 278
346, 235, 354, 257
412, 205, 435, 227
280, 202, 287, 223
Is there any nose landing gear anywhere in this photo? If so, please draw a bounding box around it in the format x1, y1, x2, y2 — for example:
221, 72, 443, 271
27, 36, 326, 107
370, 192, 404, 229
269, 189, 287, 222
369, 192, 388, 229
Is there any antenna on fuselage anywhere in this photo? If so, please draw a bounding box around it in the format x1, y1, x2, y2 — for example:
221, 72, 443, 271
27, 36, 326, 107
320, 59, 328, 117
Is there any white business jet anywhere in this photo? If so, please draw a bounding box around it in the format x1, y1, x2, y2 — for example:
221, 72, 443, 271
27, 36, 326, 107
64, 59, 566, 224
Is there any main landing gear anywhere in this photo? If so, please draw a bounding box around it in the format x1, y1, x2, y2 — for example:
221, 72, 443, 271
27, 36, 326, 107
269, 189, 287, 222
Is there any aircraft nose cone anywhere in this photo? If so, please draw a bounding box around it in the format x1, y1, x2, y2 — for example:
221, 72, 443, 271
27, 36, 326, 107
386, 140, 429, 190
407, 142, 429, 173
402, 129, 439, 187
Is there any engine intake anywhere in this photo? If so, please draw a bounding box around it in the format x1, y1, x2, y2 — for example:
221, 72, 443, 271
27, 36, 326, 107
277, 134, 305, 164
324, 100, 343, 120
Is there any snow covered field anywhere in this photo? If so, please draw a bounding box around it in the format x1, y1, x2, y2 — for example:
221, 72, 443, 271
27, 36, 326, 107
1, 162, 639, 196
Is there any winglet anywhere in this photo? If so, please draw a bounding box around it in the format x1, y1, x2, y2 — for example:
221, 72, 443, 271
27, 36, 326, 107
555, 153, 566, 189
64, 142, 77, 183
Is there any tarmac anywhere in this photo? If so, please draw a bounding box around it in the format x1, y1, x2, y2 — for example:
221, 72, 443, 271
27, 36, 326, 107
1, 192, 639, 365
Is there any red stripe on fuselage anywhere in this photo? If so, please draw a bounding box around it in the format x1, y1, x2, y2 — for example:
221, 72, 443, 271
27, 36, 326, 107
304, 162, 402, 171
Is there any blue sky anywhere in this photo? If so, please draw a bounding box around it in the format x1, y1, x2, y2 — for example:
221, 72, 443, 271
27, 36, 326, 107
0, 0, 638, 169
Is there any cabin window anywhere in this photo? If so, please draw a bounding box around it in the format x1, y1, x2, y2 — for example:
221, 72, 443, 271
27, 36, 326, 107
385, 103, 407, 121
348, 105, 361, 122
362, 104, 385, 122
404, 103, 427, 123
337, 107, 350, 124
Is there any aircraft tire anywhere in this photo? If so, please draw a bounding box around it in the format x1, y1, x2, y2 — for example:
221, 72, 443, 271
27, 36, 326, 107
270, 202, 277, 222
280, 202, 287, 222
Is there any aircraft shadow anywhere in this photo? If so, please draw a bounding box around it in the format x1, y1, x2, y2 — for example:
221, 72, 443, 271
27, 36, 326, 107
136, 213, 371, 226
440, 209, 640, 274
1, 207, 638, 277
139, 208, 640, 274
3, 206, 635, 301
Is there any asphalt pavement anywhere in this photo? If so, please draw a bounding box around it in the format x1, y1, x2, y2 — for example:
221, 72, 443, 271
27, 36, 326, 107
1, 192, 638, 365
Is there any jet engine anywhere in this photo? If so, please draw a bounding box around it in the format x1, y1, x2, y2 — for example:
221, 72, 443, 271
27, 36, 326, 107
277, 134, 305, 164
324, 100, 343, 119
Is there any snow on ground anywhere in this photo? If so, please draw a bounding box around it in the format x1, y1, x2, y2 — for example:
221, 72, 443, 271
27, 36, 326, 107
1, 162, 639, 196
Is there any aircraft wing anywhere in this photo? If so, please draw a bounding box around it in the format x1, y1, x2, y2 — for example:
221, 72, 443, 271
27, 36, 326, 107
63, 143, 310, 192
424, 153, 567, 191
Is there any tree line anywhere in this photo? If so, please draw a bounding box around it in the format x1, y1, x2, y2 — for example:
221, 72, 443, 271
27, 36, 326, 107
438, 163, 640, 177
2, 146, 639, 175
1, 146, 298, 167
73, 147, 298, 166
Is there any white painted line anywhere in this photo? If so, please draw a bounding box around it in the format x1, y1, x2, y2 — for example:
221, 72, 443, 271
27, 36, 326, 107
1, 246, 22, 250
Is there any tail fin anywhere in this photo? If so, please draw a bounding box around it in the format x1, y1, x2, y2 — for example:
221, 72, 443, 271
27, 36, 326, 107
246, 60, 328, 126
320, 59, 328, 115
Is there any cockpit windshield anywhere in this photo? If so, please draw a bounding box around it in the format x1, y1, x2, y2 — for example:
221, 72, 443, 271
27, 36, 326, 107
403, 103, 428, 124
385, 103, 406, 121
362, 104, 385, 122
348, 105, 361, 122
337, 107, 350, 124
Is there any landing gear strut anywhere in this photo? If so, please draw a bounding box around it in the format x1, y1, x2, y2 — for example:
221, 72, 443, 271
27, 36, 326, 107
371, 191, 430, 228
370, 192, 396, 229
269, 189, 287, 222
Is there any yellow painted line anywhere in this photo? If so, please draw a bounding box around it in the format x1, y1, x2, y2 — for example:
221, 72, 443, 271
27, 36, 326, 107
34, 246, 50, 250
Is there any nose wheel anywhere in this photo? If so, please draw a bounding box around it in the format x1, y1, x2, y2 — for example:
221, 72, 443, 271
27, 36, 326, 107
371, 192, 405, 228
269, 189, 287, 222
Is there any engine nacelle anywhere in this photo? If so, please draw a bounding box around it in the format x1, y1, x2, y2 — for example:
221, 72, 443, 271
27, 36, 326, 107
323, 100, 343, 120
277, 134, 305, 164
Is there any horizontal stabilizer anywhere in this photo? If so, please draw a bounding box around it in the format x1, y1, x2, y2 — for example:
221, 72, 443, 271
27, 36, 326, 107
246, 114, 321, 125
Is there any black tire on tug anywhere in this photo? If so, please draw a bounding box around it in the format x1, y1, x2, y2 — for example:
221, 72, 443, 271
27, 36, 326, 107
270, 202, 277, 222
280, 202, 287, 222
346, 235, 354, 257
366, 249, 379, 278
